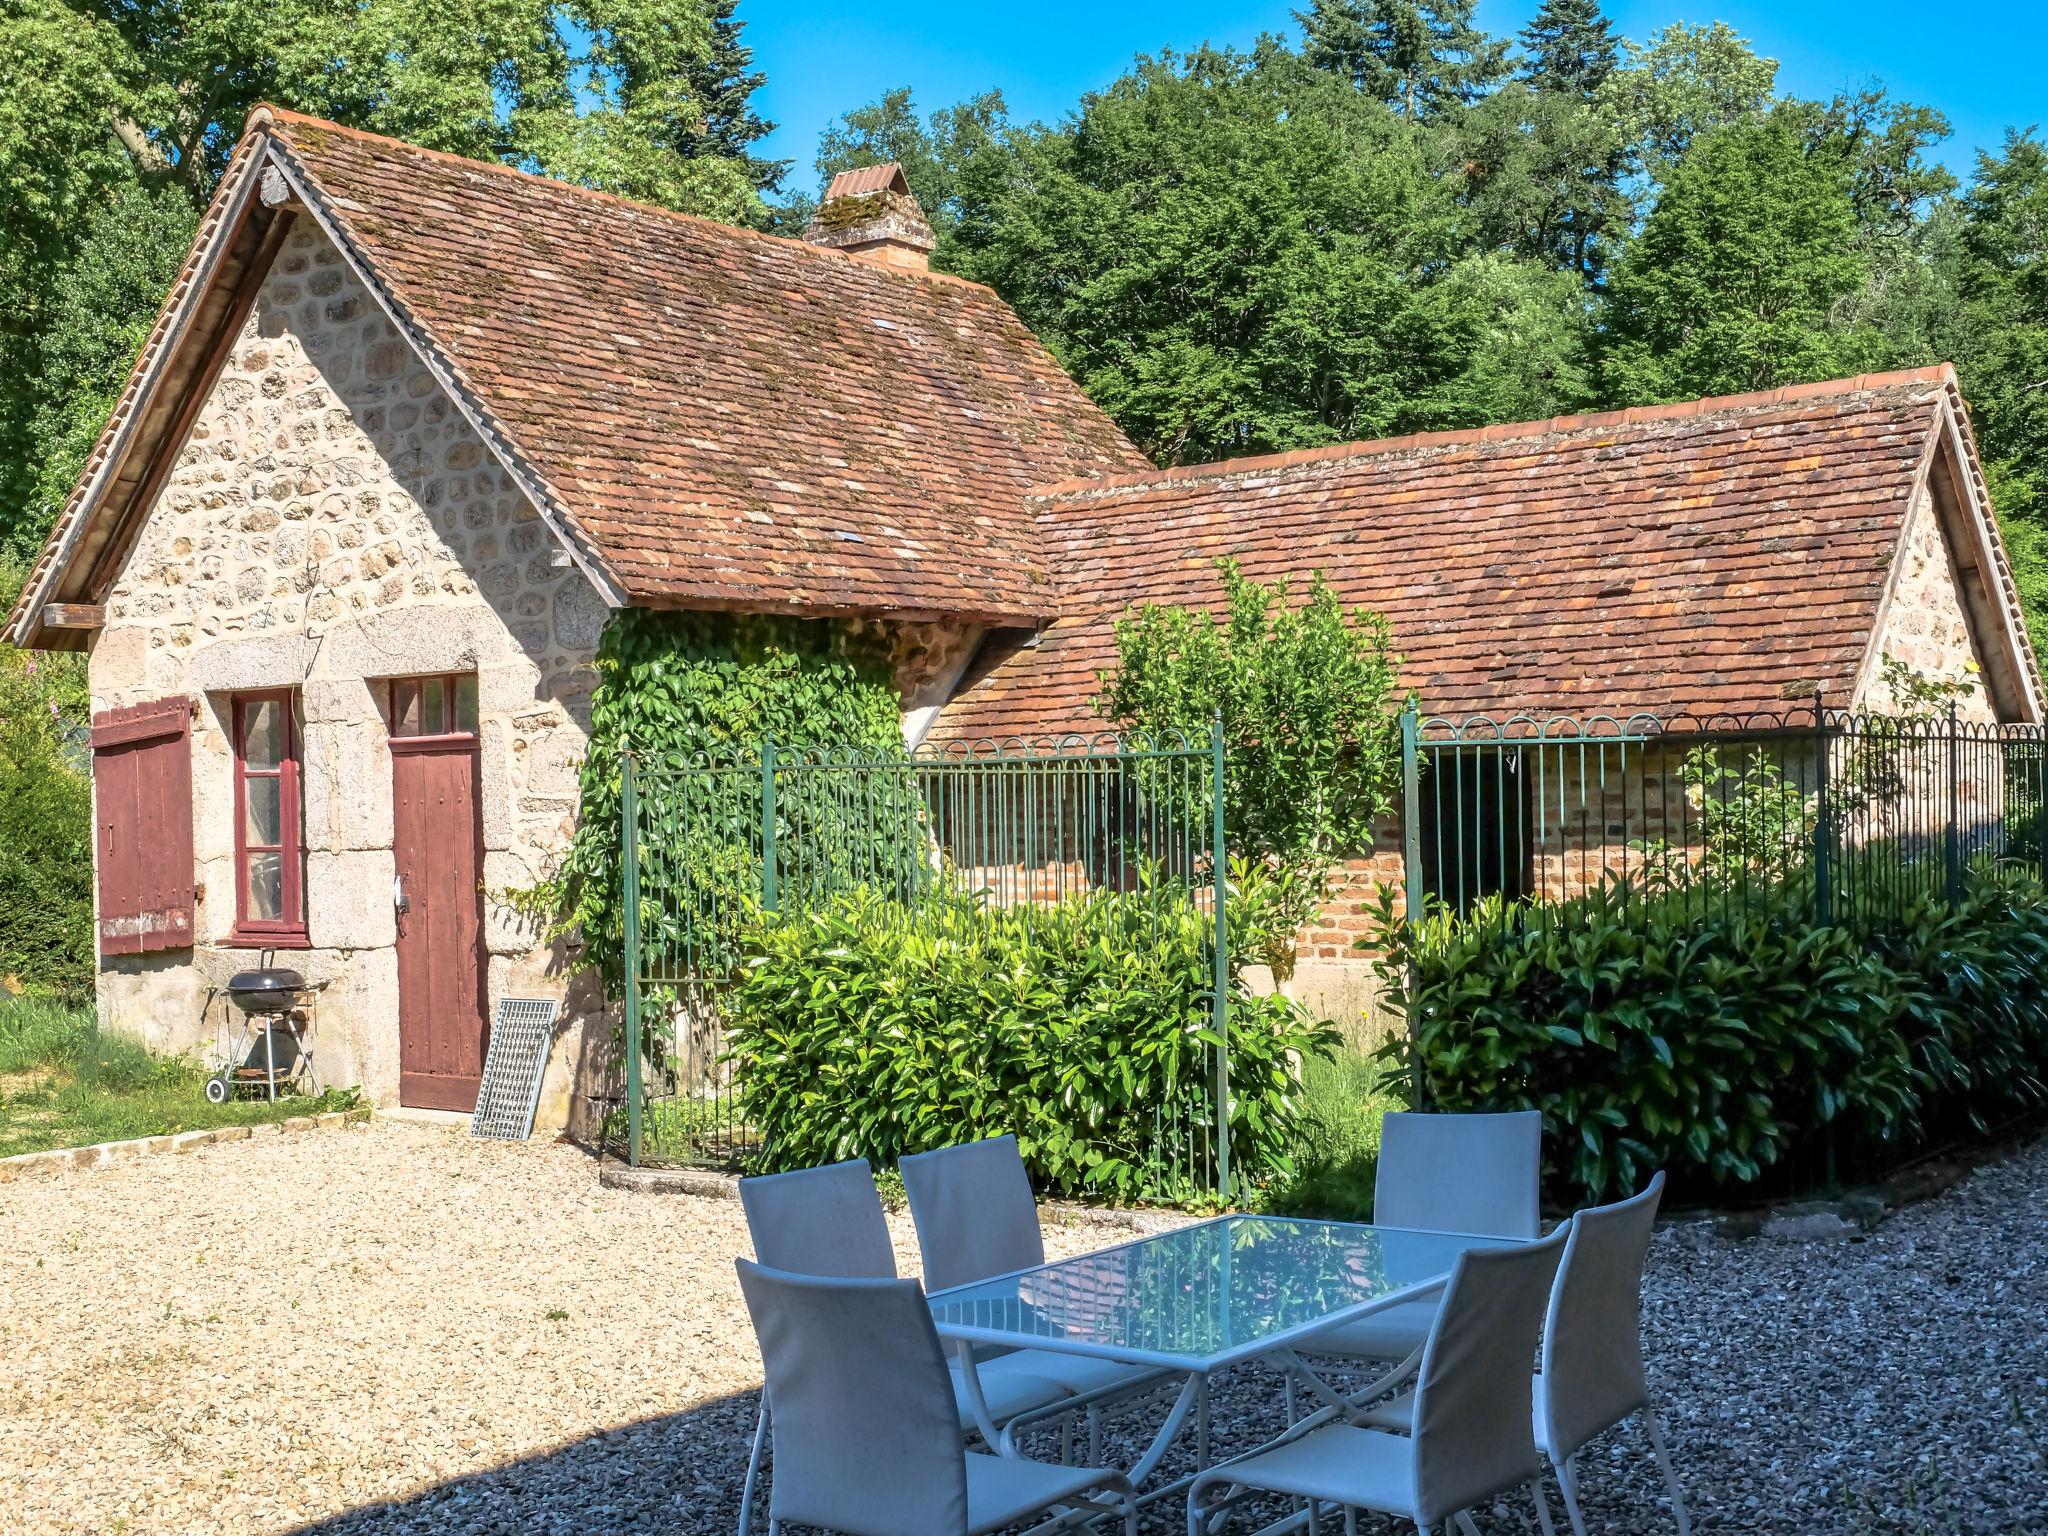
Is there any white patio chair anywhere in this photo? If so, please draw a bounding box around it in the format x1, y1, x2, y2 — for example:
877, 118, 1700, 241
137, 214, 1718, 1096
1306, 1110, 1543, 1371
1353, 1174, 1689, 1536
899, 1136, 1183, 1452
734, 1159, 1074, 1536
735, 1259, 1139, 1536
1536, 1172, 1690, 1536
1188, 1226, 1569, 1536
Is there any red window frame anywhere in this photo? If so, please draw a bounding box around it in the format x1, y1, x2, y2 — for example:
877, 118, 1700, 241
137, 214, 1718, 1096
383, 672, 479, 742
229, 689, 308, 947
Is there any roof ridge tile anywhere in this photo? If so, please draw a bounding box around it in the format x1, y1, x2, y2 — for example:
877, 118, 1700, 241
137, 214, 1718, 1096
248, 104, 999, 296
1027, 365, 1960, 502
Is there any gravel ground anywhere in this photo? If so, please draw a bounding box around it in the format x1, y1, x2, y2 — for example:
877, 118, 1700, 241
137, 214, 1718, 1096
1, 1120, 2042, 1536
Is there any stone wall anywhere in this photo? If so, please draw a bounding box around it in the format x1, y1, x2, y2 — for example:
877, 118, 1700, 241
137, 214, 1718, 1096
87, 219, 1015, 1134
1861, 484, 1998, 723
90, 217, 610, 1131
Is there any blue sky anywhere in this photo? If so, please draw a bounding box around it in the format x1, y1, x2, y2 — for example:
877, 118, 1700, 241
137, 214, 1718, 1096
741, 1, 2047, 194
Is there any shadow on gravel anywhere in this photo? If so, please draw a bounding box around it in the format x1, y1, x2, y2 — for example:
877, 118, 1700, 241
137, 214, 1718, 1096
284, 1385, 766, 1536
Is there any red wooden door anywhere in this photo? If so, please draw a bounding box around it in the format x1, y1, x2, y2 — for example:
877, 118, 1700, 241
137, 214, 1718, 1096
392, 735, 488, 1110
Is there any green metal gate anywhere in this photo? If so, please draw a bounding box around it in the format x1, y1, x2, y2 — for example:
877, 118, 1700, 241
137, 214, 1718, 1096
619, 729, 1233, 1200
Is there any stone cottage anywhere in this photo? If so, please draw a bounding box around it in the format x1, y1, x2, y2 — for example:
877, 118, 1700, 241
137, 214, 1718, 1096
9, 107, 2039, 1122
4, 109, 1141, 1128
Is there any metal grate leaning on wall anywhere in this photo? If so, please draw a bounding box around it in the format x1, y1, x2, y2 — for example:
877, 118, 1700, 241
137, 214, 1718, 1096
618, 730, 1234, 1199
470, 997, 563, 1141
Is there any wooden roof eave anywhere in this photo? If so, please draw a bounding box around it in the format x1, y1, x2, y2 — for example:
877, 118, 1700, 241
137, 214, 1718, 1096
1848, 388, 2045, 725
9, 144, 280, 652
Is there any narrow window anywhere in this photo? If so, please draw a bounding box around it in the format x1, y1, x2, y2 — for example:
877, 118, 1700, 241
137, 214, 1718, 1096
231, 690, 306, 944
384, 673, 479, 738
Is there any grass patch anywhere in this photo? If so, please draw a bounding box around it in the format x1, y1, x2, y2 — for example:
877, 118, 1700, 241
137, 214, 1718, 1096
600, 1094, 750, 1168
1261, 1048, 1405, 1220
0, 994, 359, 1158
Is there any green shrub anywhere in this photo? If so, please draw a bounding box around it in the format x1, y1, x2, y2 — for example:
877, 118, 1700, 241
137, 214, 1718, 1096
723, 877, 1339, 1202
0, 626, 92, 996
1096, 559, 1407, 980
1375, 861, 2048, 1204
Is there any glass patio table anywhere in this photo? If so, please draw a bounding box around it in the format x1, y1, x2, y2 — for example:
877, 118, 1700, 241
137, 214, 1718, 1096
928, 1213, 1523, 1490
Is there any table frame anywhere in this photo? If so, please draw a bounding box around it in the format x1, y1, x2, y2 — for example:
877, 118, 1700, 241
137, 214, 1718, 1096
931, 1214, 1513, 1501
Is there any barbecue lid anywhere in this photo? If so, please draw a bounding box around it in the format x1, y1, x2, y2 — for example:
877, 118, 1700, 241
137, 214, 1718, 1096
226, 967, 305, 994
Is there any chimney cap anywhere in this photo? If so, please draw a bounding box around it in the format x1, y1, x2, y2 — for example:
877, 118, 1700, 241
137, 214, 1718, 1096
805, 162, 936, 272
824, 162, 913, 201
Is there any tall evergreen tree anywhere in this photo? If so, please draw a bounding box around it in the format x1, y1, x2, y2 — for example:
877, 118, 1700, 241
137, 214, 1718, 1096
1600, 116, 1865, 401
676, 0, 785, 197
1518, 0, 1618, 99
1295, 0, 1508, 118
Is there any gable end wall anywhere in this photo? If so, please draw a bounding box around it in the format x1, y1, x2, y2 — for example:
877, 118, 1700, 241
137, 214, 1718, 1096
89, 219, 611, 1128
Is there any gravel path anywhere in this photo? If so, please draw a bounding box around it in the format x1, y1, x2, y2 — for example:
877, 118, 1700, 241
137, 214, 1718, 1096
1, 1120, 2041, 1535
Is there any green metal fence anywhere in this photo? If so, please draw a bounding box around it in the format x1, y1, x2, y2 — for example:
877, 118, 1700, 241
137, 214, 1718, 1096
1401, 700, 2048, 932
620, 729, 1234, 1199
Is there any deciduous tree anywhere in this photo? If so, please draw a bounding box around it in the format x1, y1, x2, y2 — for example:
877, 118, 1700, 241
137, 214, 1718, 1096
1599, 116, 1865, 401
0, 0, 776, 555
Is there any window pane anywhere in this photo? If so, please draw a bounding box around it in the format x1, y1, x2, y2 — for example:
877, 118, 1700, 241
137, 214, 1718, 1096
245, 851, 284, 921
454, 674, 478, 734
242, 699, 283, 767
420, 677, 446, 735
391, 680, 420, 737
243, 775, 282, 848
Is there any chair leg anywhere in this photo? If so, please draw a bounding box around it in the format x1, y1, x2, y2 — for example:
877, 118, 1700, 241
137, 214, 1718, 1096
1556, 1456, 1590, 1536
1531, 1479, 1558, 1536
1639, 1411, 1692, 1536
1284, 1371, 1298, 1426
1344, 1507, 1359, 1536
1089, 1403, 1103, 1463
1197, 1374, 1212, 1466
1454, 1512, 1483, 1536
736, 1403, 769, 1536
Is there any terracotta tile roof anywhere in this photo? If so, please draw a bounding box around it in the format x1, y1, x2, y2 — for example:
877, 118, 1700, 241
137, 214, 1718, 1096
11, 109, 1148, 640
262, 111, 1149, 620
934, 368, 2036, 739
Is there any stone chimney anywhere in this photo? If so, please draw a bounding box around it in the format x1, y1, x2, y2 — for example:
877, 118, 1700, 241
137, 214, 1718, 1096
803, 163, 936, 271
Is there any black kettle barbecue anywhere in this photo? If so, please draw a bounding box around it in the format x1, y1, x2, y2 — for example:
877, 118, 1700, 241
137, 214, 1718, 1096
205, 965, 320, 1103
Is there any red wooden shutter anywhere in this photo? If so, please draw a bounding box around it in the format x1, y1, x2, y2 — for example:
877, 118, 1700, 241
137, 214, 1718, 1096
91, 697, 197, 955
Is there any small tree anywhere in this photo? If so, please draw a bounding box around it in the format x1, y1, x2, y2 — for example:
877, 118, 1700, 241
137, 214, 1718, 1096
1096, 559, 1407, 978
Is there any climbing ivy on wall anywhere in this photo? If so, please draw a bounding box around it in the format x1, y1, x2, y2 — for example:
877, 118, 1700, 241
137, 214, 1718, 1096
532, 608, 908, 997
